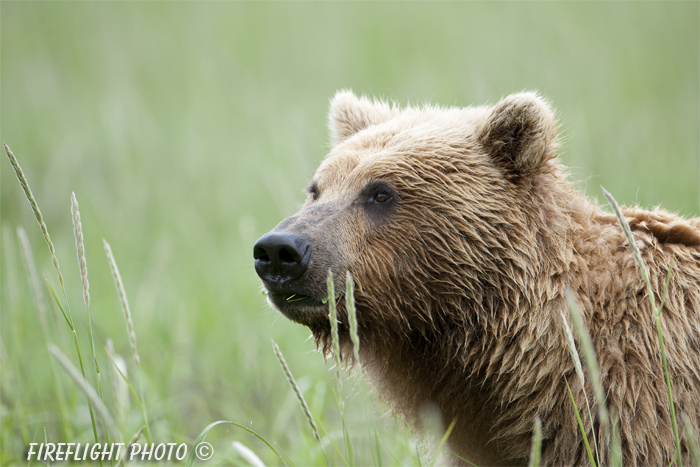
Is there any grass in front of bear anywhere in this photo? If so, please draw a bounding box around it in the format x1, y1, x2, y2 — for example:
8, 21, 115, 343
272, 339, 323, 449
2, 142, 420, 466
561, 187, 687, 467
602, 186, 683, 466
527, 416, 542, 467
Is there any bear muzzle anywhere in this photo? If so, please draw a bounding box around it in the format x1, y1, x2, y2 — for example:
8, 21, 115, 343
253, 231, 329, 318
254, 231, 311, 284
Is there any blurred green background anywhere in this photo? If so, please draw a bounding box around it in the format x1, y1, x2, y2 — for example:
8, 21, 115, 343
1, 2, 698, 465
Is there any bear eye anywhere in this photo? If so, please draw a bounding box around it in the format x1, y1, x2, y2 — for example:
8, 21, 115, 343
371, 192, 392, 204
307, 182, 320, 201
364, 181, 395, 207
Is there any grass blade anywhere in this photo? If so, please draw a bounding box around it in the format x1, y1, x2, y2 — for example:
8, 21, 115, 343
105, 346, 147, 418
115, 425, 145, 467
602, 186, 682, 466
4, 142, 64, 287
559, 309, 585, 386
565, 290, 607, 464
600, 186, 653, 301
232, 441, 266, 467
18, 228, 73, 439
71, 193, 105, 430
563, 294, 603, 465
430, 418, 457, 467
5, 142, 102, 451
681, 413, 699, 467
17, 226, 48, 325
565, 376, 597, 467
104, 238, 151, 443
346, 271, 385, 466
45, 276, 101, 452
345, 272, 360, 364
44, 426, 50, 467
609, 409, 622, 467
103, 239, 140, 367
327, 270, 352, 463
44, 276, 74, 331
528, 416, 542, 467
271, 340, 322, 448
71, 192, 90, 307
327, 270, 342, 396
184, 420, 288, 467
49, 344, 121, 441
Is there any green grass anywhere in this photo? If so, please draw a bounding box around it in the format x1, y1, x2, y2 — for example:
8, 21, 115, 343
1, 2, 698, 466
560, 188, 693, 467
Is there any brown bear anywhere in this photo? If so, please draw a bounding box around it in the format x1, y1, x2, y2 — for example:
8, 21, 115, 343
253, 90, 700, 466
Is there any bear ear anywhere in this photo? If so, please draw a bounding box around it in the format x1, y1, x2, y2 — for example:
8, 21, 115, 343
477, 92, 559, 182
328, 90, 396, 147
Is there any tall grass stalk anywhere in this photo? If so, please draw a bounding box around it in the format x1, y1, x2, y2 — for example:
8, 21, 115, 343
17, 227, 73, 440
17, 226, 48, 325
4, 143, 64, 287
106, 339, 130, 427
271, 340, 323, 449
184, 420, 289, 467
105, 346, 148, 428
327, 270, 353, 464
5, 143, 100, 449
103, 239, 151, 443
43, 427, 49, 467
430, 419, 457, 467
232, 441, 266, 467
565, 376, 597, 467
562, 297, 603, 466
559, 306, 597, 457
71, 193, 107, 440
609, 409, 622, 467
327, 270, 342, 400
2, 228, 30, 445
346, 271, 383, 466
49, 344, 121, 441
104, 240, 140, 367
527, 416, 542, 467
681, 414, 699, 466
602, 186, 682, 466
345, 272, 360, 364
115, 425, 144, 467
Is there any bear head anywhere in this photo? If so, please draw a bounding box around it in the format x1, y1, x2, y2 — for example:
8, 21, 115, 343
254, 90, 563, 348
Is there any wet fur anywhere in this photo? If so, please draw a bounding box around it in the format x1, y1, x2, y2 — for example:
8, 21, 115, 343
278, 91, 700, 465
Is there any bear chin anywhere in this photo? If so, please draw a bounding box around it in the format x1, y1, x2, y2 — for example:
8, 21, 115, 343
266, 292, 328, 325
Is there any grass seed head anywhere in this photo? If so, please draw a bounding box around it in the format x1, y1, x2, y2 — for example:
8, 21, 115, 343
345, 271, 360, 364
4, 142, 64, 287
71, 192, 90, 307
104, 239, 140, 367
271, 340, 321, 443
560, 309, 585, 385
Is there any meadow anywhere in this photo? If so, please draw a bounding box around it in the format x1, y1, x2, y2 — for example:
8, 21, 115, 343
1, 3, 698, 465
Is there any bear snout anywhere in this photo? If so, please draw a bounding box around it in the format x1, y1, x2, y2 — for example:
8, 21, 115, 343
253, 232, 312, 285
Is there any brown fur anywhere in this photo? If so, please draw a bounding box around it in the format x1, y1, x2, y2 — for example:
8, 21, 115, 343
258, 90, 700, 465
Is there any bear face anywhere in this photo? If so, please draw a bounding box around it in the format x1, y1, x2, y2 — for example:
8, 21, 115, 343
255, 91, 564, 340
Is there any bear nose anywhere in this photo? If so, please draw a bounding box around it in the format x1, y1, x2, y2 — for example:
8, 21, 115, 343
253, 232, 311, 284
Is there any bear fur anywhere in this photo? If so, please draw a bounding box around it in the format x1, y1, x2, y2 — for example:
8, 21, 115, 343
255, 91, 700, 465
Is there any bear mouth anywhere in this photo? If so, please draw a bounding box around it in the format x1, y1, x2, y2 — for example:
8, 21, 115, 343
273, 292, 324, 307
265, 290, 327, 321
